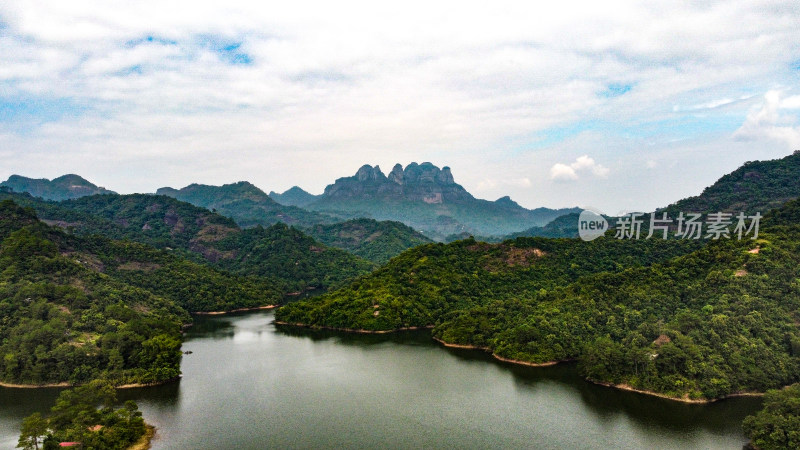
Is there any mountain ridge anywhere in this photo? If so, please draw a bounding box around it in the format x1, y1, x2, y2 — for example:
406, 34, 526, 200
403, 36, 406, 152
156, 181, 335, 228
306, 162, 580, 239
1, 174, 115, 201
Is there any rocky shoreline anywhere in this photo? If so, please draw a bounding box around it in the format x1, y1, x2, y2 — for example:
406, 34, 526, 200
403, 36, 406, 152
0, 376, 181, 390
273, 321, 433, 334
432, 337, 570, 367
193, 305, 277, 315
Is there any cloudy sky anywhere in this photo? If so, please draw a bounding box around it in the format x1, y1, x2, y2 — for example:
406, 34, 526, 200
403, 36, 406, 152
1, 1, 799, 213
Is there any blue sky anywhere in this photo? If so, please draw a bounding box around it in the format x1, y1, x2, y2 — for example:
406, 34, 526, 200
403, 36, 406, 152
1, 1, 799, 212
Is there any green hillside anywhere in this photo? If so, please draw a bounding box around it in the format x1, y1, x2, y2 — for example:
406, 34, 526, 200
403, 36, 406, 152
306, 218, 432, 263
0, 201, 185, 386
0, 191, 375, 298
275, 237, 702, 331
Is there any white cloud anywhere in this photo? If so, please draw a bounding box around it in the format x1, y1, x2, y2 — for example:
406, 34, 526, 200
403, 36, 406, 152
550, 155, 609, 181
474, 177, 532, 191
0, 1, 799, 211
549, 163, 578, 181
734, 90, 800, 149
781, 95, 800, 109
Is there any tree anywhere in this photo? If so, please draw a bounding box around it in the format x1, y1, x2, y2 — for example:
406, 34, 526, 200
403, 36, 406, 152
743, 384, 800, 449
17, 412, 47, 450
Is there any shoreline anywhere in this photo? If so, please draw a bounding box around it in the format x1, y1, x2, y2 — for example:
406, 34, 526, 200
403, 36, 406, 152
432, 337, 570, 367
128, 423, 155, 450
587, 379, 765, 404
117, 376, 182, 389
193, 305, 277, 315
0, 376, 181, 390
273, 321, 434, 334
0, 381, 70, 389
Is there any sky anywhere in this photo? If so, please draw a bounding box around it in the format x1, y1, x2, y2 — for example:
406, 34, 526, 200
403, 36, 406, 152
1, 1, 799, 214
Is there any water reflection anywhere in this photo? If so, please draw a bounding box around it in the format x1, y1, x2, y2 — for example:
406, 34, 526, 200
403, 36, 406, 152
117, 379, 181, 408
274, 322, 436, 347
275, 320, 760, 442
185, 315, 236, 339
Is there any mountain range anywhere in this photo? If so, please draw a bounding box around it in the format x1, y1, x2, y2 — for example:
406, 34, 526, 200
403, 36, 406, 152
152, 162, 579, 240
0, 174, 115, 201
156, 181, 334, 228
302, 162, 579, 239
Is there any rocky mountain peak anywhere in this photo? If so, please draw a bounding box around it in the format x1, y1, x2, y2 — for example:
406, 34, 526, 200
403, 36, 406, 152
355, 164, 387, 182
385, 162, 456, 185
437, 166, 454, 185
388, 163, 404, 185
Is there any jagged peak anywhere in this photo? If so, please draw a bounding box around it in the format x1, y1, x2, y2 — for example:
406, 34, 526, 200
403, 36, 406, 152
388, 163, 404, 184
383, 162, 456, 185
354, 164, 387, 182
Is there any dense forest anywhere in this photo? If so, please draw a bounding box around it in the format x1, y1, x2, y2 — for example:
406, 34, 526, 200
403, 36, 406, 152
17, 380, 148, 450
275, 236, 703, 330
742, 383, 800, 449
213, 222, 376, 293
306, 218, 432, 263
0, 199, 279, 386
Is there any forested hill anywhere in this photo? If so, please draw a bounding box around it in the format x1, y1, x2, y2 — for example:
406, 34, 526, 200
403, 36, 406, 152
0, 202, 159, 385
275, 237, 702, 331
0, 174, 115, 201
0, 198, 295, 386
306, 218, 433, 264
0, 191, 376, 296
157, 181, 335, 228
277, 198, 800, 400
660, 151, 800, 214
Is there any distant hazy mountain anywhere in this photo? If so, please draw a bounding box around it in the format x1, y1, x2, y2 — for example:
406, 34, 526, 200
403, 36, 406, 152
156, 181, 335, 228
269, 186, 320, 207
502, 212, 581, 240
0, 174, 115, 200
305, 162, 580, 239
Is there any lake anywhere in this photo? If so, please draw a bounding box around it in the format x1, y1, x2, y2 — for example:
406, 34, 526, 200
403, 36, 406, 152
1, 310, 761, 449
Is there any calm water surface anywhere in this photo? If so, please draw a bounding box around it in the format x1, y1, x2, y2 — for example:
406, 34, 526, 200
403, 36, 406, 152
1, 310, 761, 449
